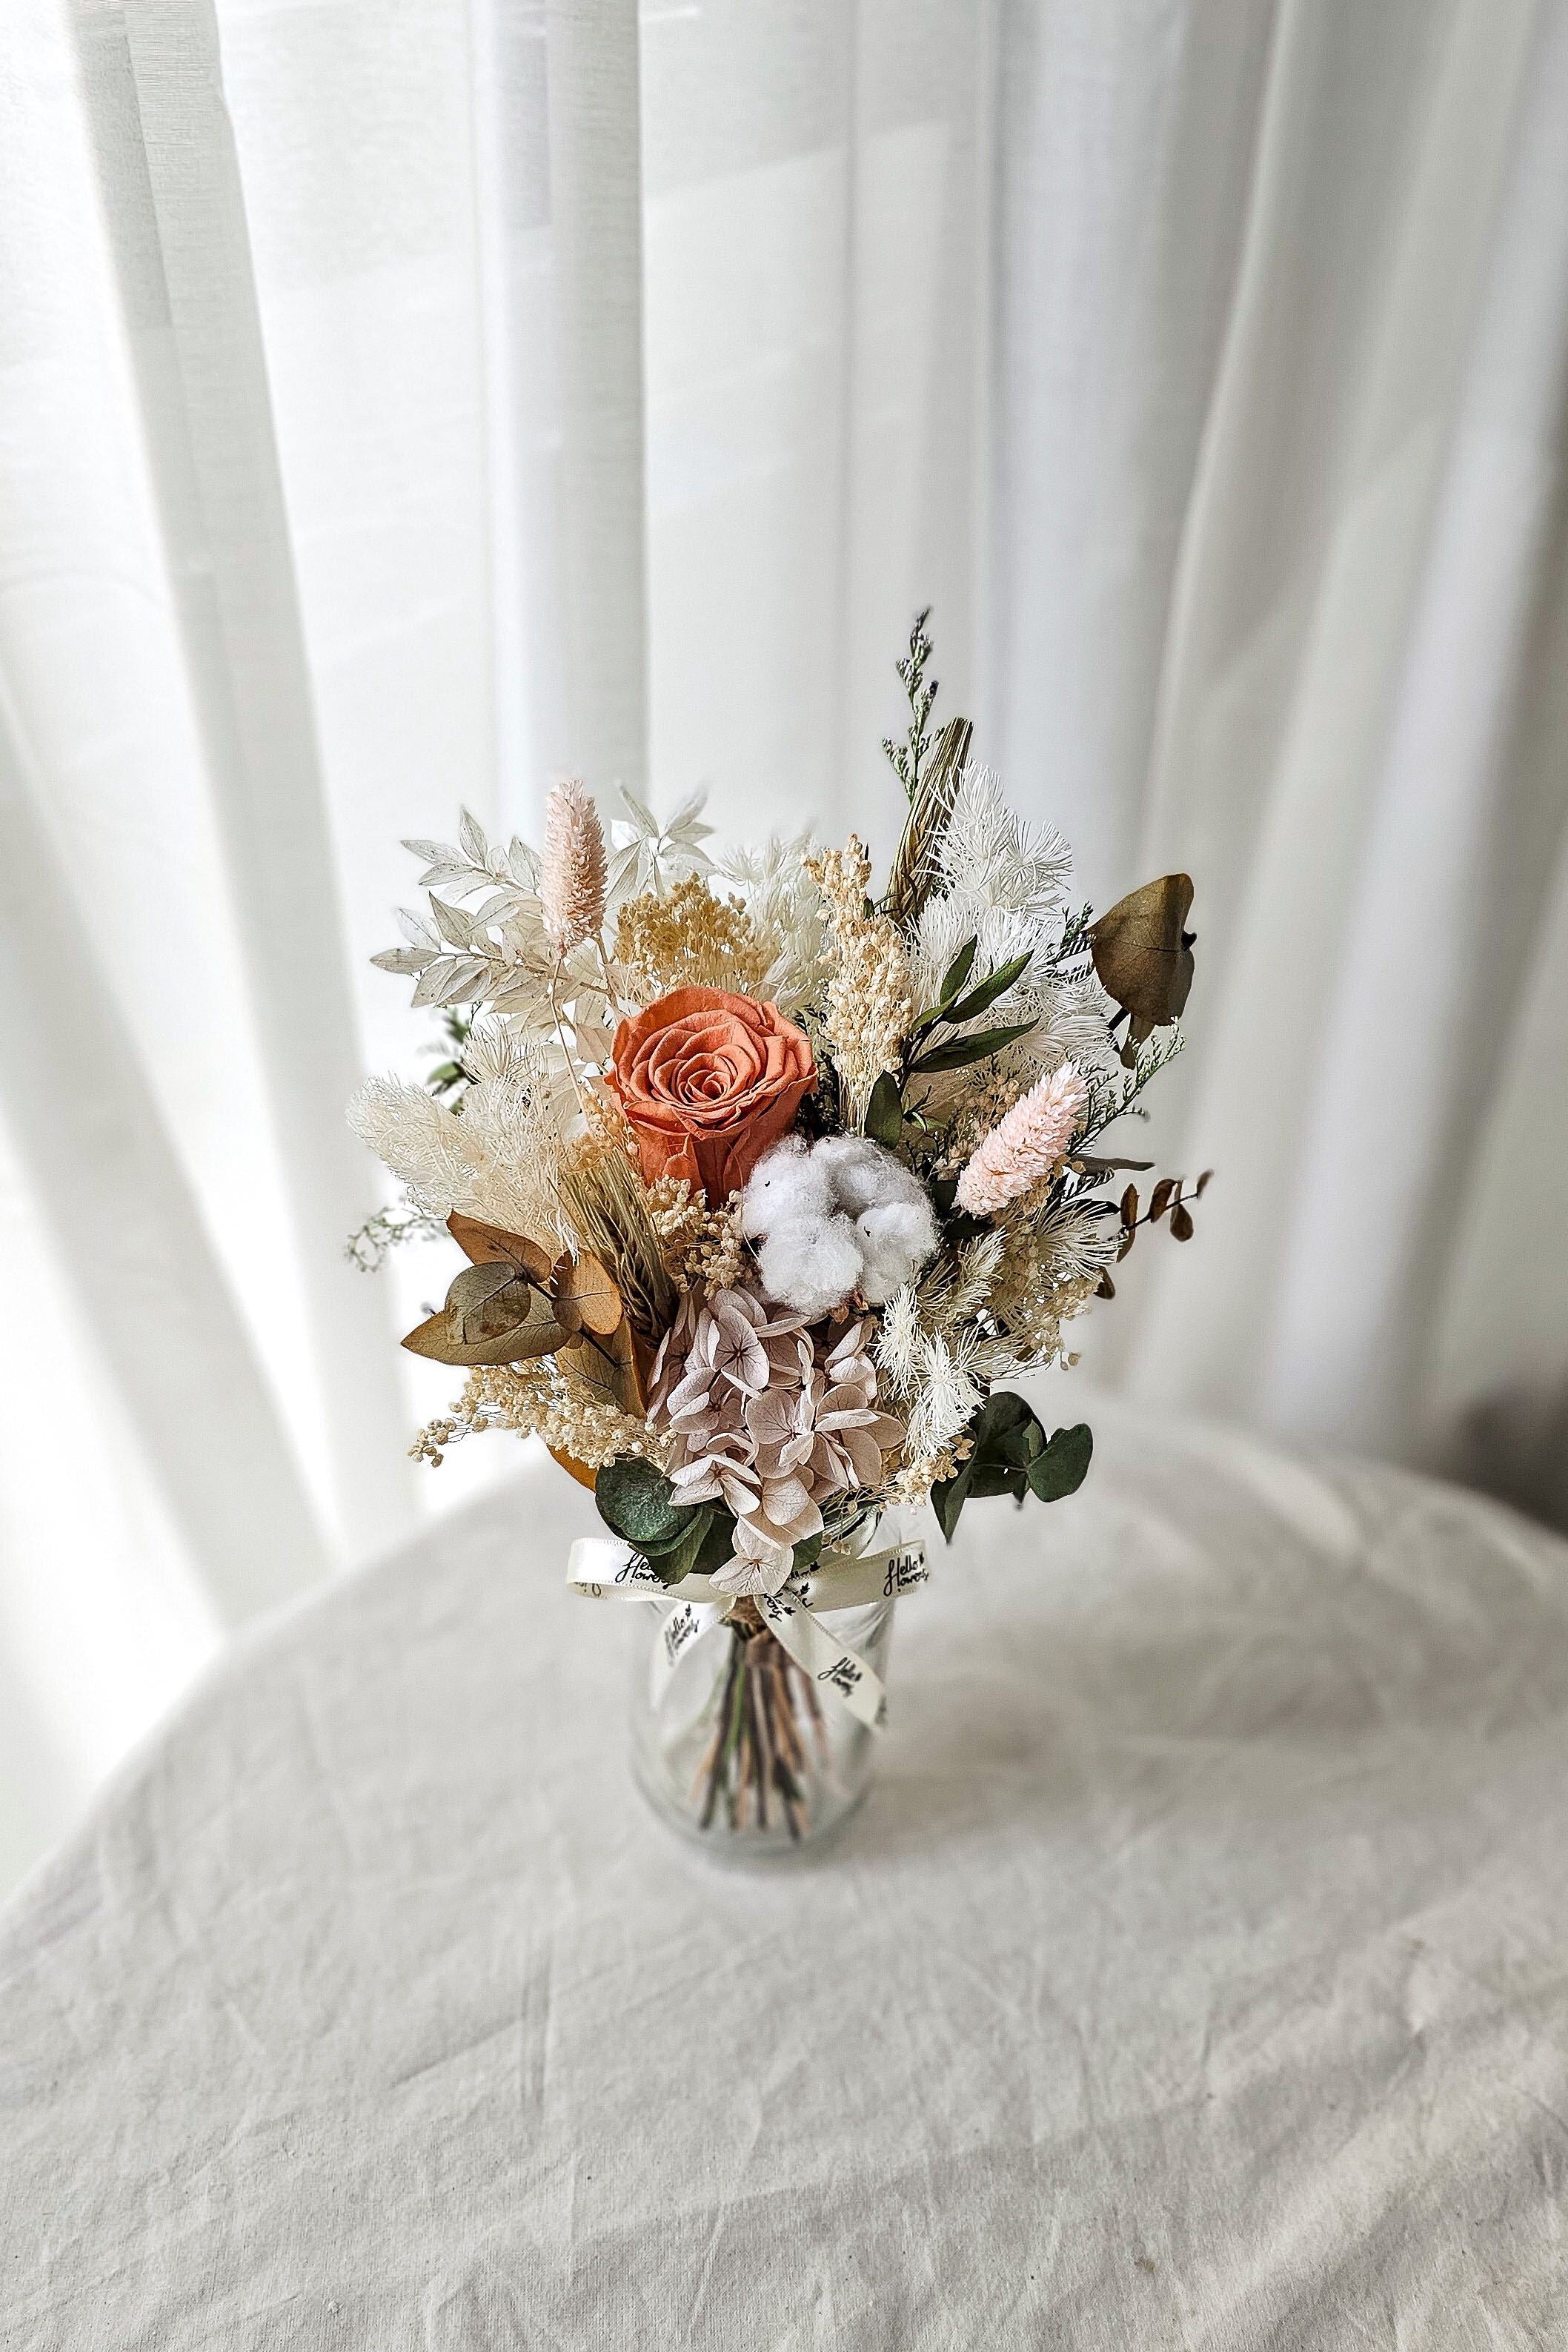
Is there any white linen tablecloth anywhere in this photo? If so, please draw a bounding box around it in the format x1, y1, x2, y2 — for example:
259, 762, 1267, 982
4, 1399, 1567, 2348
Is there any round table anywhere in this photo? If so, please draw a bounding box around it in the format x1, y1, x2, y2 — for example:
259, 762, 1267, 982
4, 1400, 1567, 2347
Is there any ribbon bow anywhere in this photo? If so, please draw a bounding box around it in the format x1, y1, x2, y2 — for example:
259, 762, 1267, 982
566, 1535, 929, 1732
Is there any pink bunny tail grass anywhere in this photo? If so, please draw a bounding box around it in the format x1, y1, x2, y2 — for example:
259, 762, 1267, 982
954, 1061, 1089, 1218
541, 778, 608, 953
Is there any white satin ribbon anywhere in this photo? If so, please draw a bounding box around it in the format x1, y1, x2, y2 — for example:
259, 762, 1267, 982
565, 1534, 928, 1732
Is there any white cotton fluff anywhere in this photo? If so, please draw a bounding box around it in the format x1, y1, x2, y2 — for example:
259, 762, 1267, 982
740, 1134, 940, 1316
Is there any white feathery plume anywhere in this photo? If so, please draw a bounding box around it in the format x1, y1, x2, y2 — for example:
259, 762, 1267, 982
1033, 1198, 1120, 1286
458, 1074, 567, 1239
954, 1061, 1089, 1218
1022, 975, 1123, 1084
915, 1230, 1005, 1334
873, 1285, 923, 1394
347, 1080, 480, 1215
459, 1018, 535, 1085
905, 1330, 987, 1461
540, 779, 607, 953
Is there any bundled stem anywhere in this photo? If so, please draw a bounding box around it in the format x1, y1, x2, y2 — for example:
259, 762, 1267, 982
693, 1608, 823, 1841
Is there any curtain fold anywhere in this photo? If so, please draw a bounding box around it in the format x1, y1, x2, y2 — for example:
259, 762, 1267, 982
1, 0, 1566, 1889
1114, 0, 1568, 1505
0, 683, 331, 1618
545, 0, 649, 790
73, 0, 416, 1557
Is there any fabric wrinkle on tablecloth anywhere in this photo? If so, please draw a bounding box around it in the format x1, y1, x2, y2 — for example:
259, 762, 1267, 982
3, 1399, 1567, 2347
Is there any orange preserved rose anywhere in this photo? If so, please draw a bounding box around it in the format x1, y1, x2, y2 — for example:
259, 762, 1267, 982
606, 987, 816, 1202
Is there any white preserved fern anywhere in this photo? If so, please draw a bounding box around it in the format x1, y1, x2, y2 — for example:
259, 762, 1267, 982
717, 833, 830, 1013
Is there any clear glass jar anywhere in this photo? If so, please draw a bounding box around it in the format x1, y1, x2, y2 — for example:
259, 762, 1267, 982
628, 1587, 897, 1859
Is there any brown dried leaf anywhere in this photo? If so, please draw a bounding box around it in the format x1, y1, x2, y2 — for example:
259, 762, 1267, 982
446, 1211, 554, 1286
1089, 874, 1195, 1044
402, 1260, 570, 1367
1120, 1184, 1140, 1229
1096, 1270, 1117, 1300
1169, 1200, 1195, 1242
558, 1321, 644, 1417
1195, 1168, 1215, 1197
1149, 1176, 1178, 1222
552, 1249, 622, 1337
548, 1445, 600, 1493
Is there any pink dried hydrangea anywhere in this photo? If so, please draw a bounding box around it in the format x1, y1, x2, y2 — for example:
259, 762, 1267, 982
648, 1282, 904, 1597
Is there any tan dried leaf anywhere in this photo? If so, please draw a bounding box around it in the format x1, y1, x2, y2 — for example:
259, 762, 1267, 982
551, 1249, 623, 1337
402, 1260, 570, 1367
548, 1445, 601, 1493
1090, 874, 1195, 1044
559, 1322, 644, 1417
446, 1210, 554, 1285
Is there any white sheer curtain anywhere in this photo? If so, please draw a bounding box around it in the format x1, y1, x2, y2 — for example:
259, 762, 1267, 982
2, 0, 1565, 1887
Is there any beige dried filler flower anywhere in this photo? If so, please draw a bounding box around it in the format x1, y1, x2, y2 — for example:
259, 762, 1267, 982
613, 876, 770, 1003
541, 779, 607, 954
646, 1173, 748, 1292
411, 1361, 674, 1473
807, 835, 915, 1126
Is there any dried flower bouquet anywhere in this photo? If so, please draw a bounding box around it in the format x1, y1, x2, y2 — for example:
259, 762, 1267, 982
351, 615, 1206, 1841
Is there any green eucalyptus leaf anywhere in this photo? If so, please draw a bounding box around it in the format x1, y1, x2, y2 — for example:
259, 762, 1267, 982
934, 1395, 1094, 1535
865, 1070, 904, 1147
997, 1417, 1046, 1468
694, 1512, 740, 1579
908, 1020, 1037, 1076
966, 1460, 1027, 1502
1025, 1422, 1094, 1503
656, 1507, 717, 1584
931, 1455, 975, 1542
594, 1457, 687, 1551
938, 937, 979, 1006
943, 951, 1033, 1027
969, 1390, 1034, 1441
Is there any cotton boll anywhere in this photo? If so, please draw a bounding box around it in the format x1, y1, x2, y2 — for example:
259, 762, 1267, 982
739, 1135, 832, 1239
855, 1195, 940, 1303
812, 1133, 926, 1216
756, 1214, 865, 1320
744, 1131, 940, 1315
